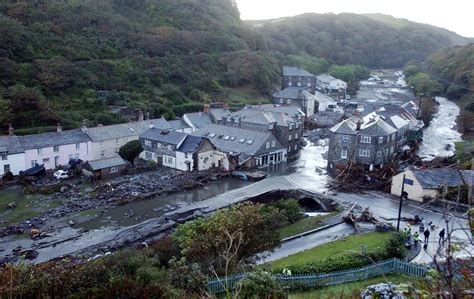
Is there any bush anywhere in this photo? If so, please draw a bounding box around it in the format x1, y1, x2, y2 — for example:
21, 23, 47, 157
238, 270, 286, 299
269, 199, 304, 224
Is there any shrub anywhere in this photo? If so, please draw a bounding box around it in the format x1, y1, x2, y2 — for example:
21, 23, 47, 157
238, 270, 286, 299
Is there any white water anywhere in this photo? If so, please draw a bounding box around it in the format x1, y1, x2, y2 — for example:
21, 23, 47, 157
418, 97, 462, 160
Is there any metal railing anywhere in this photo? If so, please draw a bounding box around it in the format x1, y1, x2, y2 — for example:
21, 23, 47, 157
207, 258, 427, 294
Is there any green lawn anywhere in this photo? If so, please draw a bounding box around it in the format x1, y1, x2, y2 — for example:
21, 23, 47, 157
278, 209, 342, 240
289, 274, 420, 299
268, 232, 391, 270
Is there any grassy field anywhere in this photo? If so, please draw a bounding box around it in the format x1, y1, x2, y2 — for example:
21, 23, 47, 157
278, 209, 342, 240
289, 274, 420, 298
268, 232, 391, 270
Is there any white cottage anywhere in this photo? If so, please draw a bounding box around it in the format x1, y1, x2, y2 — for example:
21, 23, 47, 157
0, 134, 25, 176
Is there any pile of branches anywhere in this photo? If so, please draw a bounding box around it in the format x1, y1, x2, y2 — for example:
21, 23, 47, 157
330, 161, 397, 193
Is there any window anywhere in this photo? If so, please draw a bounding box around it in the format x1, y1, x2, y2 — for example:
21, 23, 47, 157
238, 138, 246, 143
209, 133, 216, 138
269, 123, 274, 130
185, 153, 188, 159
307, 82, 311, 87
342, 135, 349, 143
145, 152, 152, 160
378, 137, 384, 144
296, 122, 299, 129
288, 82, 292, 86
165, 156, 173, 164
271, 141, 276, 148
341, 149, 348, 159
53, 146, 59, 152
391, 134, 396, 141
43, 158, 50, 164
167, 145, 173, 151
287, 99, 291, 104
145, 139, 152, 146
1, 153, 7, 160
289, 124, 293, 130
234, 117, 240, 123
223, 135, 230, 140
266, 142, 270, 149
76, 143, 81, 150
100, 141, 104, 148
358, 149, 370, 157
246, 140, 254, 145
110, 166, 119, 173
376, 151, 382, 158
288, 146, 291, 152
37, 148, 42, 155
230, 136, 236, 141
294, 144, 298, 151
279, 98, 284, 104
297, 82, 301, 86
295, 133, 299, 139
31, 160, 37, 167
4, 164, 10, 173
100, 150, 105, 158
360, 136, 371, 143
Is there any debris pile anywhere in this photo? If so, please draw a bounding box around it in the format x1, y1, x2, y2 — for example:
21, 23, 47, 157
343, 205, 393, 233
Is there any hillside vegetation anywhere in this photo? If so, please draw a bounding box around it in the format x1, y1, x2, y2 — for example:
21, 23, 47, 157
0, 1, 469, 133
251, 13, 469, 67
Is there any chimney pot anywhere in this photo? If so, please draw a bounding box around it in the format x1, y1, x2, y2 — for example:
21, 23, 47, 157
138, 111, 144, 122
356, 121, 362, 131
203, 104, 210, 113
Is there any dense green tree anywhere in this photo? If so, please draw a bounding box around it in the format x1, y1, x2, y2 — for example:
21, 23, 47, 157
118, 140, 143, 165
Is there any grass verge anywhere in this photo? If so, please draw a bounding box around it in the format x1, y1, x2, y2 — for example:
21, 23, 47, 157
268, 232, 391, 270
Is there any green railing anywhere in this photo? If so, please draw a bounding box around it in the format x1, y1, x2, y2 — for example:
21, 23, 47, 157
207, 258, 427, 294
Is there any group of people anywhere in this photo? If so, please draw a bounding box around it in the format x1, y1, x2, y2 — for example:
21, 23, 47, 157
404, 223, 446, 249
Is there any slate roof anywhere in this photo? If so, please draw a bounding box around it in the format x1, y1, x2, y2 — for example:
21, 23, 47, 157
329, 117, 361, 134
141, 128, 187, 146
192, 124, 282, 156
460, 170, 473, 187
184, 112, 213, 129
168, 119, 191, 131
316, 74, 337, 84
412, 168, 463, 189
85, 118, 171, 141
87, 155, 127, 170
19, 129, 91, 150
330, 114, 396, 136
235, 108, 296, 127
178, 136, 207, 153
244, 104, 304, 118
273, 87, 306, 99
0, 135, 24, 154
210, 108, 231, 122
283, 66, 316, 77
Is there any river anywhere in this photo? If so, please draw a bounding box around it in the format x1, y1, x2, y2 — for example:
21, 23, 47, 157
418, 96, 462, 160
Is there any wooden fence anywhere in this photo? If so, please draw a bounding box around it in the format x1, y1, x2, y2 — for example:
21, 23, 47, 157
207, 258, 427, 294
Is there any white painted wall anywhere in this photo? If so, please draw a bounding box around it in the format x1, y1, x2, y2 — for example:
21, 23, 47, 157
24, 141, 92, 170
0, 153, 25, 175
91, 136, 139, 160
391, 170, 439, 202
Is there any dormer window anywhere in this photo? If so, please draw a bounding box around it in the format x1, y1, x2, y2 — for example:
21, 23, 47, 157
269, 123, 274, 130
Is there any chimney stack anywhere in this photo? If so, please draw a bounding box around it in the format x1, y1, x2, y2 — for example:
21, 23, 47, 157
138, 111, 144, 122
203, 104, 211, 113
223, 102, 230, 110
356, 120, 362, 131
8, 124, 14, 136
149, 121, 154, 129
145, 112, 150, 120
57, 123, 62, 132
81, 119, 87, 132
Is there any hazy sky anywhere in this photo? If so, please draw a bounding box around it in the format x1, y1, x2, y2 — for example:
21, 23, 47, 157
236, 0, 474, 37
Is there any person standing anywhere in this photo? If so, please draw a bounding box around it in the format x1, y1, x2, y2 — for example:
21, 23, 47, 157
413, 231, 420, 247
439, 228, 445, 245
423, 229, 430, 245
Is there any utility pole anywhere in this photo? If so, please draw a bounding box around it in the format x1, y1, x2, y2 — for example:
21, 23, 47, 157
397, 174, 406, 231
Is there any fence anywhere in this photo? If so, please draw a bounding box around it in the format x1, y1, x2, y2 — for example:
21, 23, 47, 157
207, 258, 428, 294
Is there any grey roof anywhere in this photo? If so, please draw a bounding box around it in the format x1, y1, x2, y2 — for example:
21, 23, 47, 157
141, 128, 187, 145
210, 108, 231, 122
87, 155, 127, 170
283, 66, 316, 77
192, 124, 282, 156
460, 170, 473, 187
0, 135, 24, 154
178, 136, 207, 153
316, 74, 337, 84
184, 112, 213, 129
86, 118, 171, 141
235, 108, 296, 127
273, 87, 307, 99
19, 129, 91, 150
330, 115, 396, 136
329, 117, 361, 134
412, 168, 463, 189
168, 119, 191, 131
246, 104, 304, 119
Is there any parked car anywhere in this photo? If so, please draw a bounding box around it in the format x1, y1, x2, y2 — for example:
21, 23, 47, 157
54, 170, 69, 180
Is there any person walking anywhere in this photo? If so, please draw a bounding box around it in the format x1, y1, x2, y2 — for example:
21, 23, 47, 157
439, 228, 445, 245
423, 229, 430, 245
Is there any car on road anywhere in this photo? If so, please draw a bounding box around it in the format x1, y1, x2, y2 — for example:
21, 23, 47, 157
54, 170, 69, 180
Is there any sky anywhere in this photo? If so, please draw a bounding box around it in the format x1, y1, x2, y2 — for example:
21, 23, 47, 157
236, 0, 474, 37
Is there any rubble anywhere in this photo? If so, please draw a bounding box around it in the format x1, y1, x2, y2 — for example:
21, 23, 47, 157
343, 205, 393, 233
